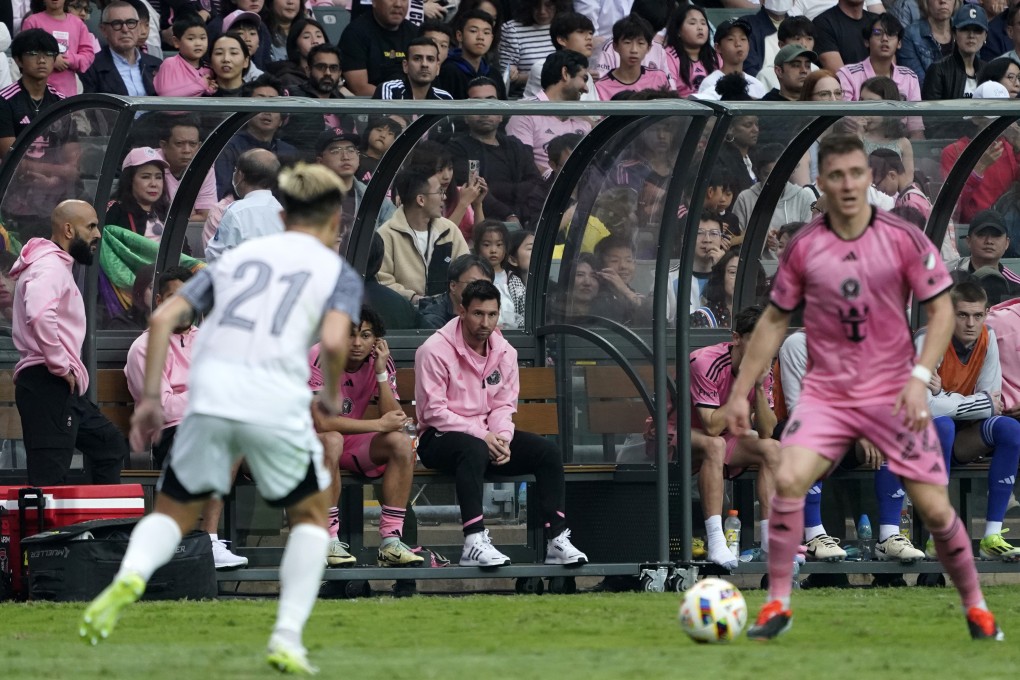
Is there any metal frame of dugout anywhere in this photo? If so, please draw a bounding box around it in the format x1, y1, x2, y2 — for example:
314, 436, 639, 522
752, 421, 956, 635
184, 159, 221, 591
2, 96, 1020, 591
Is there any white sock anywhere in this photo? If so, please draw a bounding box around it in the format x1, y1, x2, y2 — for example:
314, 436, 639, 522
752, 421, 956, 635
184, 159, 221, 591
118, 513, 183, 582
804, 525, 825, 541
760, 520, 769, 553
209, 533, 218, 542
879, 524, 899, 542
985, 521, 1003, 538
273, 523, 328, 644
705, 515, 725, 550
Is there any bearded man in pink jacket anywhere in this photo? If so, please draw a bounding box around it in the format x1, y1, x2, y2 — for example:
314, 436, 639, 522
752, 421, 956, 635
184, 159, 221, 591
11, 199, 127, 485
414, 279, 587, 568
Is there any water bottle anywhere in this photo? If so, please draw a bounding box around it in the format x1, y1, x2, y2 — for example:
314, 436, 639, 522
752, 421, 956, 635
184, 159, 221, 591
900, 500, 913, 542
402, 418, 418, 454
518, 482, 528, 524
857, 514, 873, 562
724, 509, 741, 559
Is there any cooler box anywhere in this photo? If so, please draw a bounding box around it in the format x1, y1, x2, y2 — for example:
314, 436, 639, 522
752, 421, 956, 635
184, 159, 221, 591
0, 485, 144, 599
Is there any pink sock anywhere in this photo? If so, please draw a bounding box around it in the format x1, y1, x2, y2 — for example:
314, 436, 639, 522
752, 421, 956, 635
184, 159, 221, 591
327, 506, 340, 540
379, 505, 406, 540
766, 495, 805, 604
931, 515, 984, 609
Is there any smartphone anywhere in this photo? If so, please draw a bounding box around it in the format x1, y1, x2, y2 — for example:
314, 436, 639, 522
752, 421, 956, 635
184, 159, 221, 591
468, 159, 480, 184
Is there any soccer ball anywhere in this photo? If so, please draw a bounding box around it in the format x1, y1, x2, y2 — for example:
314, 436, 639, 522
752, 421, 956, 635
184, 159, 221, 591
678, 578, 747, 643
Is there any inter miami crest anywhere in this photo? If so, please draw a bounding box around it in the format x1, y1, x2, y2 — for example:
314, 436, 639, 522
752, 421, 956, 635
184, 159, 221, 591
486, 370, 502, 386
840, 278, 861, 300
341, 397, 353, 415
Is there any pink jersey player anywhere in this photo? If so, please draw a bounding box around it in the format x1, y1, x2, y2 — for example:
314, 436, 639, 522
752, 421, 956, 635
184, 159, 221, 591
725, 134, 1002, 642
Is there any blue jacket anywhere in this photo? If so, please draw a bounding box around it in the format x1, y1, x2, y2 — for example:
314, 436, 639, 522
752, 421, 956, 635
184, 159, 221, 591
898, 20, 942, 90
80, 47, 161, 96
743, 8, 778, 77
980, 8, 1012, 62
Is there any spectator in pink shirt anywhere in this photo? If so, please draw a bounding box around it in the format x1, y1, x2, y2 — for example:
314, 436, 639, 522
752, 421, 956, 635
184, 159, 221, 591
505, 49, 592, 177
22, 0, 95, 98
595, 14, 673, 100
153, 13, 216, 96
156, 114, 218, 222
663, 4, 720, 98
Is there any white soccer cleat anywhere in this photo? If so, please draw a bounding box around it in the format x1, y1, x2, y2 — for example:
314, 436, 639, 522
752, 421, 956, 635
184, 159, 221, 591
804, 534, 847, 562
460, 529, 511, 567
545, 529, 588, 566
875, 534, 925, 563
212, 539, 248, 570
325, 539, 357, 567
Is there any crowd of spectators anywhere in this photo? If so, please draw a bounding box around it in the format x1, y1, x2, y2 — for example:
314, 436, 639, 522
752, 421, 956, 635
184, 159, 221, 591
1, 0, 1020, 336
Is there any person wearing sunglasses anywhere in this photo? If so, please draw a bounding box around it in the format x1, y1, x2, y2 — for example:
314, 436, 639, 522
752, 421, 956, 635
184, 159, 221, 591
81, 0, 162, 96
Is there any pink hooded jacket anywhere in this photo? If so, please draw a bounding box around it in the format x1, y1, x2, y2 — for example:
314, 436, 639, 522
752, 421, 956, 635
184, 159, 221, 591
414, 317, 518, 441
124, 326, 197, 429
11, 238, 88, 393
988, 298, 1020, 410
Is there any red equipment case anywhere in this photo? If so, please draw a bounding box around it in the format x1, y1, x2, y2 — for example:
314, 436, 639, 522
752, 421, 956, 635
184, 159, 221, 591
0, 485, 144, 598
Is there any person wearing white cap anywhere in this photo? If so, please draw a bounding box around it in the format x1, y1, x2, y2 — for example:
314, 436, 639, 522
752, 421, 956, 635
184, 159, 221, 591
104, 147, 172, 242
940, 76, 1020, 223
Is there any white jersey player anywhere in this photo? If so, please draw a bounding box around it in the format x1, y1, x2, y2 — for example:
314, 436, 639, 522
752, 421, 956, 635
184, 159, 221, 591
81, 164, 363, 675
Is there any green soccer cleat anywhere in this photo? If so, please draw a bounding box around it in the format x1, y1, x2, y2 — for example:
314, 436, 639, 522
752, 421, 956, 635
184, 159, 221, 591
979, 530, 1020, 562
79, 572, 145, 645
267, 641, 319, 675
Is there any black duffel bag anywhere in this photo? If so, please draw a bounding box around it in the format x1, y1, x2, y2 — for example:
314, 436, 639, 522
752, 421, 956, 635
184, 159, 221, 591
21, 518, 217, 602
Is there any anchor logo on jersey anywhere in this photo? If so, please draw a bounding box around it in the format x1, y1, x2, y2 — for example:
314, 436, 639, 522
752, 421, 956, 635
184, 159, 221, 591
839, 305, 869, 343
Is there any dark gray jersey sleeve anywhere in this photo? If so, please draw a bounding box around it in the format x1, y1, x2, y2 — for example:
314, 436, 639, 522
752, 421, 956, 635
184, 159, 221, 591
326, 260, 364, 325
177, 267, 216, 317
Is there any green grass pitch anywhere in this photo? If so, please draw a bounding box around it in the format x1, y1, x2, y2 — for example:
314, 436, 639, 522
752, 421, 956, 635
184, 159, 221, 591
3, 586, 1020, 679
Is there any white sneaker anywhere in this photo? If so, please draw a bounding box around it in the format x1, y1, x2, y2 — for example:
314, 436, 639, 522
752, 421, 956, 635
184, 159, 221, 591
326, 539, 357, 567
460, 529, 511, 567
212, 538, 248, 570
875, 534, 925, 563
804, 534, 847, 562
545, 529, 588, 566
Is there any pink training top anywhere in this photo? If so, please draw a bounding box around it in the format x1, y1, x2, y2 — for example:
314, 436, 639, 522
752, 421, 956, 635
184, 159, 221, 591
770, 208, 952, 406
836, 58, 923, 134
664, 45, 721, 98
125, 326, 197, 429
307, 343, 399, 419
595, 66, 674, 100
689, 341, 774, 432
21, 11, 95, 99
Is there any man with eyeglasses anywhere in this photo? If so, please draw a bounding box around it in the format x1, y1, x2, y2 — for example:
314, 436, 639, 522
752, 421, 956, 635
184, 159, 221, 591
156, 114, 216, 222
81, 0, 161, 96
376, 167, 470, 308
419, 254, 494, 329
284, 44, 358, 155
375, 36, 452, 100
314, 128, 395, 246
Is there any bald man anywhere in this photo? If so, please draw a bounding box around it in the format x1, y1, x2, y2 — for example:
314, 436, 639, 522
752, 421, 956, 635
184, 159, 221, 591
205, 149, 285, 263
11, 200, 127, 485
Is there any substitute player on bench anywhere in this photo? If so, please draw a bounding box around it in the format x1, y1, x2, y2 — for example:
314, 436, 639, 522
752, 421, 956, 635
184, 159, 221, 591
81, 163, 363, 674
923, 281, 1020, 561
726, 135, 1003, 641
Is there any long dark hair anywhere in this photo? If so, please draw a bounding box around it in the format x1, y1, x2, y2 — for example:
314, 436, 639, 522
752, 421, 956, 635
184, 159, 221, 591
285, 17, 325, 64
665, 3, 716, 89
116, 162, 170, 219
262, 0, 307, 47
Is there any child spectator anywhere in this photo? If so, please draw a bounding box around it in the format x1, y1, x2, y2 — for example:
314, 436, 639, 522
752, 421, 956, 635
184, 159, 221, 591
757, 16, 818, 91
104, 147, 171, 242
703, 170, 740, 246
419, 20, 454, 65
206, 32, 251, 96
66, 0, 100, 55
697, 19, 768, 100
22, 0, 96, 98
437, 9, 507, 99
473, 219, 520, 329
838, 14, 922, 104
208, 0, 272, 68
499, 0, 567, 96
222, 10, 266, 81
663, 4, 719, 98
506, 229, 534, 323
357, 116, 403, 184
591, 234, 650, 325
595, 14, 673, 100
153, 13, 216, 96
